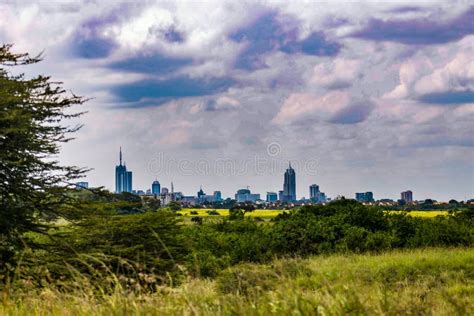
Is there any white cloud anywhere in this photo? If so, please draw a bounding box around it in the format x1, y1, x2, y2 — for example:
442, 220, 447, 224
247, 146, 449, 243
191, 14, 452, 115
384, 35, 474, 100
311, 58, 362, 89
272, 91, 351, 125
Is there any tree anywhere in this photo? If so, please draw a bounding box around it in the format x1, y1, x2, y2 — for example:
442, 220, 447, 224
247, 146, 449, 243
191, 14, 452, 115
168, 201, 182, 212
0, 44, 86, 266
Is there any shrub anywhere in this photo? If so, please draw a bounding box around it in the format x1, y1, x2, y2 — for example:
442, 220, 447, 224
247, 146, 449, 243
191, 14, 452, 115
44, 210, 188, 288
191, 216, 203, 225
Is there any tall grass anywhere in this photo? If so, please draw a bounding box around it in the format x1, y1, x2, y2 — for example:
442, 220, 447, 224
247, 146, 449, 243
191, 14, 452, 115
1, 248, 472, 315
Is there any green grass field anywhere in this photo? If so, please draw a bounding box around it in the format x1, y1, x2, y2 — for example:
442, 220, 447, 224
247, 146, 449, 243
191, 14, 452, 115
1, 248, 472, 315
179, 208, 450, 218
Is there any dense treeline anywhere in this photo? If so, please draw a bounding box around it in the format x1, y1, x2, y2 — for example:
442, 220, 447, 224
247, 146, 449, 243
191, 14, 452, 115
185, 199, 473, 277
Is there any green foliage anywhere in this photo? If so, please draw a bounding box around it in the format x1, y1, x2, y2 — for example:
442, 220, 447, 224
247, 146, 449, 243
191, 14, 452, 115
168, 201, 181, 212
33, 210, 189, 289
184, 200, 473, 276
228, 208, 244, 220
184, 219, 273, 277
0, 44, 85, 267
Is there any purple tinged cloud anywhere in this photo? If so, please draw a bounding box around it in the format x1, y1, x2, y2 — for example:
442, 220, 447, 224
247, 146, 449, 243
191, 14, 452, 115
108, 53, 192, 74
230, 11, 341, 70
71, 3, 145, 59
351, 6, 474, 45
330, 101, 375, 124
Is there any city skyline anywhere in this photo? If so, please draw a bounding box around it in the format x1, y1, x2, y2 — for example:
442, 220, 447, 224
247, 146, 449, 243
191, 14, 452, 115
109, 147, 431, 203
2, 1, 472, 201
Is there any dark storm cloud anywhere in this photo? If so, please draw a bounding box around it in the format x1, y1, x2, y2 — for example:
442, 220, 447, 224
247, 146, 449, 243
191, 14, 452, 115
230, 12, 341, 70
112, 76, 235, 104
351, 6, 474, 45
73, 36, 117, 59
108, 53, 192, 74
330, 101, 375, 124
418, 91, 474, 105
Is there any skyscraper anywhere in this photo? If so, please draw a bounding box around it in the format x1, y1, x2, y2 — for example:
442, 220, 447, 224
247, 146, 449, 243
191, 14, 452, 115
401, 190, 413, 203
309, 184, 320, 200
152, 180, 161, 195
283, 163, 296, 202
115, 147, 133, 193
213, 191, 222, 202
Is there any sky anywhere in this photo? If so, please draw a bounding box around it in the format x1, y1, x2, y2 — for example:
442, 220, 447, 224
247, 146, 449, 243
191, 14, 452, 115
1, 0, 473, 201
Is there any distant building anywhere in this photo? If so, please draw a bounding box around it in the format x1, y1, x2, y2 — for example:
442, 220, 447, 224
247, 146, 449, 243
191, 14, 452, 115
309, 184, 320, 200
213, 191, 222, 202
181, 196, 198, 205
266, 192, 278, 202
151, 180, 161, 195
401, 190, 413, 203
315, 192, 327, 203
282, 163, 296, 202
355, 192, 374, 203
197, 187, 206, 201
115, 147, 132, 193
75, 182, 88, 189
160, 183, 182, 206
235, 188, 260, 203
278, 190, 284, 201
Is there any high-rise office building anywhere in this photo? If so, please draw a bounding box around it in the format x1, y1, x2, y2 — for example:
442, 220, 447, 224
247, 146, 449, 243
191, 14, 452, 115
115, 147, 133, 193
278, 190, 284, 201
355, 192, 374, 203
401, 190, 413, 203
152, 180, 161, 195
309, 184, 320, 200
213, 191, 222, 202
266, 192, 278, 202
283, 163, 296, 202
235, 188, 260, 203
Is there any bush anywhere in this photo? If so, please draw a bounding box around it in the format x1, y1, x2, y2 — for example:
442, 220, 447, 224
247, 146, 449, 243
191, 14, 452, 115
229, 208, 244, 220
43, 210, 188, 288
191, 216, 203, 225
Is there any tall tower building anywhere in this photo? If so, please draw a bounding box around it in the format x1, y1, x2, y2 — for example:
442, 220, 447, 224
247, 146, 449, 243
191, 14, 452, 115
152, 180, 161, 195
401, 190, 413, 203
115, 147, 133, 193
309, 184, 320, 200
283, 163, 296, 202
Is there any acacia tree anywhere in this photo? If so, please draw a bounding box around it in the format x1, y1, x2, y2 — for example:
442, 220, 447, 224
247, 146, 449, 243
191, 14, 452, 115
0, 44, 86, 265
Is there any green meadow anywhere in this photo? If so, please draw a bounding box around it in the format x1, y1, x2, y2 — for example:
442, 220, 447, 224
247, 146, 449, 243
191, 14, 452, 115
1, 248, 472, 315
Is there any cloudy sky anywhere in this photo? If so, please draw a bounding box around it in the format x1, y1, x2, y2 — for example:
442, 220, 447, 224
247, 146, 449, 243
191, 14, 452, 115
1, 0, 473, 201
